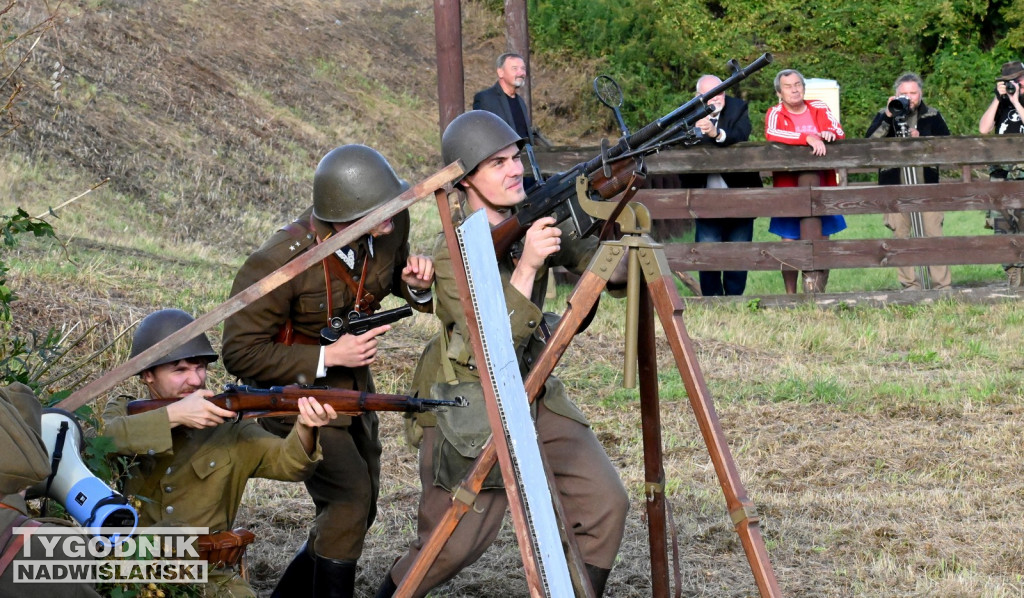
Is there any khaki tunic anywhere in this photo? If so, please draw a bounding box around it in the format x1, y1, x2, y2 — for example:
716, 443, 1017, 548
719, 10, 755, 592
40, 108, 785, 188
0, 496, 100, 598
102, 396, 321, 597
391, 197, 628, 594
221, 207, 428, 561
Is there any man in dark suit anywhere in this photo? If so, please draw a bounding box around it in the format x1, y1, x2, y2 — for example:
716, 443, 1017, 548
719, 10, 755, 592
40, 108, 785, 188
473, 53, 540, 190
682, 74, 763, 296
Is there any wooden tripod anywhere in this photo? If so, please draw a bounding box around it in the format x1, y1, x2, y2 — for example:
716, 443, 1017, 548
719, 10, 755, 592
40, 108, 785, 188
395, 192, 781, 597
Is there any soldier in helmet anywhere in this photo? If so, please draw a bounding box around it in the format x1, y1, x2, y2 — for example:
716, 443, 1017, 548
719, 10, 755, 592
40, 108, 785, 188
102, 308, 336, 597
221, 144, 434, 598
375, 111, 628, 598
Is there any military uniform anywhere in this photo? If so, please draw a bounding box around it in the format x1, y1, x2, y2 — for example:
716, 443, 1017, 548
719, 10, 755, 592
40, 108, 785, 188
1, 383, 99, 598
102, 396, 322, 597
389, 194, 629, 596
222, 206, 429, 562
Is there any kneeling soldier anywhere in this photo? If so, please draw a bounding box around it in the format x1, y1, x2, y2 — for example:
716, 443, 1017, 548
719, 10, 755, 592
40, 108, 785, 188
102, 308, 335, 597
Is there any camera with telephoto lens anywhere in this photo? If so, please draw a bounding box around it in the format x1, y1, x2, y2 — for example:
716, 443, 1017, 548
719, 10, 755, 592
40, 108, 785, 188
887, 96, 911, 117
995, 80, 1018, 97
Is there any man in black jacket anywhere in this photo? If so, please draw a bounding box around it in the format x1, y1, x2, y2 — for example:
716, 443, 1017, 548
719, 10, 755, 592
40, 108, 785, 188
682, 74, 763, 296
866, 72, 952, 290
473, 53, 540, 190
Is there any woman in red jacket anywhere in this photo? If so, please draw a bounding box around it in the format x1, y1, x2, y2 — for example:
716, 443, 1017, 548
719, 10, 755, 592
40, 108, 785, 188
765, 69, 846, 293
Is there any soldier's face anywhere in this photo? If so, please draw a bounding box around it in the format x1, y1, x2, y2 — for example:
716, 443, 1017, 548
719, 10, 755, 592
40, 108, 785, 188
498, 57, 527, 90
464, 143, 525, 222
142, 359, 208, 401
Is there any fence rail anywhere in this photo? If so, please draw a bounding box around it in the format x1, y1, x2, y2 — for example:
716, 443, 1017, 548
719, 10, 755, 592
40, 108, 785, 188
535, 135, 1024, 274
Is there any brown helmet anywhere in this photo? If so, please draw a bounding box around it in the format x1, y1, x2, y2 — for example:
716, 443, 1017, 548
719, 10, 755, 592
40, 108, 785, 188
312, 144, 410, 223
129, 309, 218, 373
441, 110, 525, 184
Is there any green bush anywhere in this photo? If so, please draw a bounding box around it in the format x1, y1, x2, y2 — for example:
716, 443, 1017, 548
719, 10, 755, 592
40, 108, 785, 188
527, 0, 1024, 138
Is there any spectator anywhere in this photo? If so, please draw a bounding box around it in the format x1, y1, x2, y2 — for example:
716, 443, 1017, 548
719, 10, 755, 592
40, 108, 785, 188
765, 68, 847, 294
866, 72, 951, 290
473, 52, 543, 190
979, 60, 1024, 287
683, 74, 763, 296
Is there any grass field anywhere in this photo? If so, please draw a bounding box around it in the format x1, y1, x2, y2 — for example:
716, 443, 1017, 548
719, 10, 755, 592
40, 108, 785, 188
4, 191, 1023, 596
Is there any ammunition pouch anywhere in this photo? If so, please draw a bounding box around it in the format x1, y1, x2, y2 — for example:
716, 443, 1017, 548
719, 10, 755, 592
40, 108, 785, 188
430, 381, 504, 492
197, 528, 256, 572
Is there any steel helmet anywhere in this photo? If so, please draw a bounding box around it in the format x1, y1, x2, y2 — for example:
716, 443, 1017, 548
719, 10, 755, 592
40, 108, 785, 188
129, 309, 218, 373
441, 110, 525, 183
312, 144, 410, 223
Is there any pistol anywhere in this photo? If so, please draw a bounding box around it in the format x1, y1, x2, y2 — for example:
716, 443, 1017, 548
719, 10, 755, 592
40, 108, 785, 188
320, 304, 414, 344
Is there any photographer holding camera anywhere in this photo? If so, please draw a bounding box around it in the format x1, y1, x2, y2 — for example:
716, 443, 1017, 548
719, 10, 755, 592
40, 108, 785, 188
979, 60, 1024, 287
866, 72, 951, 290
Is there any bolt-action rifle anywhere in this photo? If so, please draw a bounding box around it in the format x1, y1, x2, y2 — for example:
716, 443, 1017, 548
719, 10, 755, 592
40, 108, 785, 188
490, 53, 773, 256
126, 383, 467, 419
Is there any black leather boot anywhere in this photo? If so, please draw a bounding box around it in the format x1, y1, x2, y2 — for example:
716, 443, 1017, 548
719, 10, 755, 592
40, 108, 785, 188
585, 563, 611, 597
374, 570, 398, 598
313, 555, 357, 598
271, 541, 314, 598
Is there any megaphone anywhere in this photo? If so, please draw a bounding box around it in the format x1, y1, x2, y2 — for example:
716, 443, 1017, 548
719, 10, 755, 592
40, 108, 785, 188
27, 408, 138, 539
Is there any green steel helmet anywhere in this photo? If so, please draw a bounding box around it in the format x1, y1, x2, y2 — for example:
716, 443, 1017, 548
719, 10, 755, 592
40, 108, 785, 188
441, 110, 525, 183
129, 309, 218, 373
312, 144, 410, 223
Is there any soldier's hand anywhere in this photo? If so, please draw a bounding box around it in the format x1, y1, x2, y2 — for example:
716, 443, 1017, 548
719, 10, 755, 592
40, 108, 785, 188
324, 325, 390, 368
402, 254, 434, 290
519, 217, 561, 271
295, 396, 337, 428
166, 389, 236, 429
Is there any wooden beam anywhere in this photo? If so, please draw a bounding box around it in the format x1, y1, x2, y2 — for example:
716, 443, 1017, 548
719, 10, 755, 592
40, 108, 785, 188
535, 135, 1024, 174
634, 179, 1024, 219
664, 235, 1024, 271
504, 0, 531, 116
55, 162, 465, 412
434, 0, 464, 138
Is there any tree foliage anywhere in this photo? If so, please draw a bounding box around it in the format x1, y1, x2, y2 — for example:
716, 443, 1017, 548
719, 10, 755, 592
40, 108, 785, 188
528, 0, 1024, 138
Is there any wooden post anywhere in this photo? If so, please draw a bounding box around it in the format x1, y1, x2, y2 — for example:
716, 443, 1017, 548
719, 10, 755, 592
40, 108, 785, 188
434, 0, 464, 140
504, 0, 531, 115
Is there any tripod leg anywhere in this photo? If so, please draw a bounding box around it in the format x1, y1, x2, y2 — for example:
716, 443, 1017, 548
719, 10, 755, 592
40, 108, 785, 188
637, 281, 670, 597
639, 247, 783, 598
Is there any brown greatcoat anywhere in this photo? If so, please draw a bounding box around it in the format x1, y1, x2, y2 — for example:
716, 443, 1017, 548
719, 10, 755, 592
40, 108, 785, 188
221, 207, 429, 561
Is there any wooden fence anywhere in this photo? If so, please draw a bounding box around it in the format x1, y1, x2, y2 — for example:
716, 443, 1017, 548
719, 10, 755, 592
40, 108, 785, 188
535, 135, 1024, 277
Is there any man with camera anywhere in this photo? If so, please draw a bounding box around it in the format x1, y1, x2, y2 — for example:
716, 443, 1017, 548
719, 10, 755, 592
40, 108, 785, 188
979, 60, 1024, 287
866, 72, 951, 291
